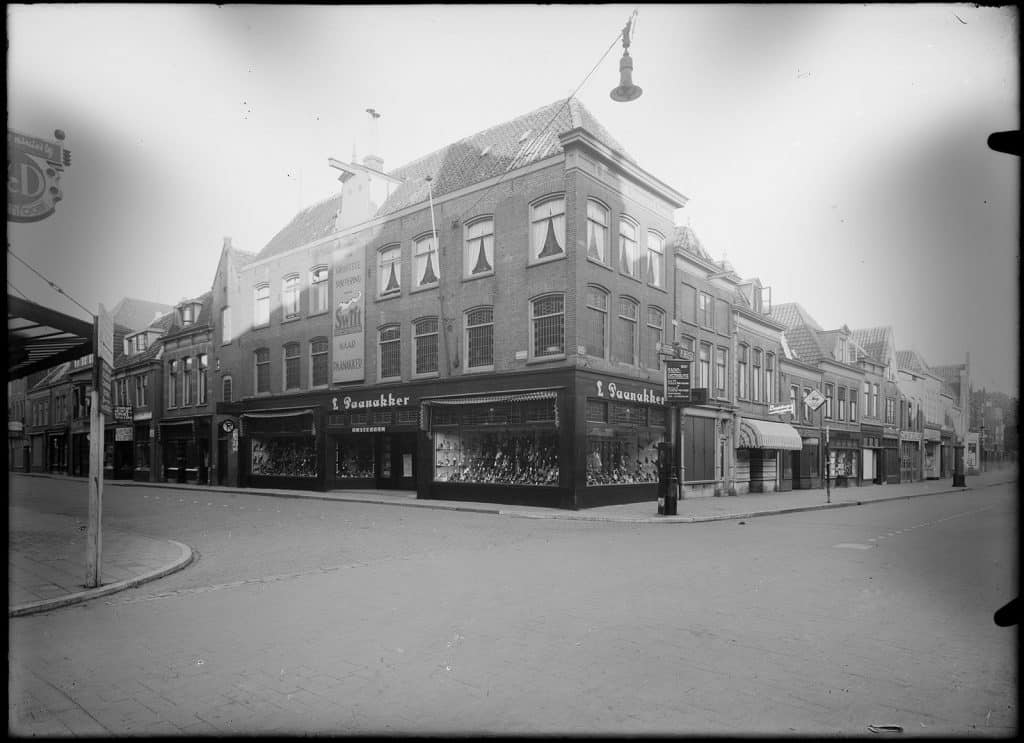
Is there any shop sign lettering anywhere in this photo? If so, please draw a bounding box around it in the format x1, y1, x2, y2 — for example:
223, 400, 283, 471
332, 238, 365, 383
351, 426, 386, 433
332, 393, 410, 411
594, 380, 664, 406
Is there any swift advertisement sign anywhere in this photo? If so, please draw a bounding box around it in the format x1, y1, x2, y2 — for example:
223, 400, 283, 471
332, 238, 365, 383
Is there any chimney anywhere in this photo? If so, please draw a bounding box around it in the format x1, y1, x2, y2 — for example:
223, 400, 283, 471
223, 236, 232, 251
362, 108, 383, 172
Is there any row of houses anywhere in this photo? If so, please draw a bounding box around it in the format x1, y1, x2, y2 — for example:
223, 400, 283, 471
6, 99, 977, 508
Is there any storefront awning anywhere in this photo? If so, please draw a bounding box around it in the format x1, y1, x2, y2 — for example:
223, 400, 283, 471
159, 420, 195, 438
738, 419, 803, 450
241, 408, 316, 420
240, 408, 316, 436
421, 391, 557, 407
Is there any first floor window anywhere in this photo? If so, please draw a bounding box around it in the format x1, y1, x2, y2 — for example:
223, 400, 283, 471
872, 384, 879, 418
850, 388, 857, 422
647, 231, 664, 288
803, 387, 812, 422
530, 294, 564, 358
838, 387, 847, 421
790, 385, 799, 417
464, 218, 494, 277
414, 233, 440, 288
612, 298, 638, 365
765, 353, 775, 403
168, 360, 178, 408
645, 307, 664, 369
737, 345, 749, 399
222, 376, 233, 403
255, 348, 270, 393
752, 349, 762, 402
379, 325, 401, 379
183, 357, 195, 405
311, 338, 329, 386
530, 196, 565, 262
699, 343, 711, 389
584, 286, 608, 359
282, 274, 300, 319
466, 307, 494, 369
254, 283, 270, 326
379, 245, 401, 295
715, 347, 727, 396
198, 353, 208, 404
284, 342, 301, 389
825, 383, 834, 419
414, 317, 439, 375
586, 200, 609, 264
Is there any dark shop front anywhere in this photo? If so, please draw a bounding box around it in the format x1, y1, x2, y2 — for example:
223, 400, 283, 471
326, 390, 420, 491
159, 417, 212, 484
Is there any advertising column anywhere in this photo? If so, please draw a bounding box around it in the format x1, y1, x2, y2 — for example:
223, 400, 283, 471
332, 238, 365, 384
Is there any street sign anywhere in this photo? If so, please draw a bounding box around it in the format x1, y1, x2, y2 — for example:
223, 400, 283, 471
804, 388, 826, 411
768, 404, 793, 416
113, 405, 133, 422
96, 303, 114, 368
99, 360, 113, 418
664, 359, 691, 403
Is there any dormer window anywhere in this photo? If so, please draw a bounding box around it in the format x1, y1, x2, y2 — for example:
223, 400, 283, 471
179, 302, 200, 327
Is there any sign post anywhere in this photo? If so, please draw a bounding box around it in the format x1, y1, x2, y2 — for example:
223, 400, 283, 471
86, 303, 112, 588
801, 388, 828, 504
661, 344, 695, 513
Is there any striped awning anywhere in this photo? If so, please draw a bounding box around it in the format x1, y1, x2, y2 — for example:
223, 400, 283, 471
241, 408, 316, 420
422, 391, 557, 407
738, 419, 803, 450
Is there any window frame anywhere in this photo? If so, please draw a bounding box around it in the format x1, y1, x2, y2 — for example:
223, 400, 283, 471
585, 199, 610, 266
413, 232, 440, 290
529, 293, 565, 360
618, 216, 641, 279
198, 353, 208, 405
646, 230, 665, 289
283, 342, 301, 390
850, 387, 857, 422
714, 346, 728, 397
167, 359, 178, 408
254, 283, 270, 328
838, 386, 847, 421
255, 348, 271, 394
221, 306, 232, 344
583, 285, 609, 360
751, 348, 763, 402
737, 344, 749, 400
803, 387, 812, 422
698, 291, 714, 329
464, 306, 495, 372
529, 195, 566, 266
644, 305, 665, 370
222, 375, 233, 403
699, 342, 712, 389
378, 324, 401, 381
463, 217, 495, 279
310, 337, 329, 388
282, 273, 301, 320
378, 244, 402, 297
413, 316, 440, 377
765, 353, 775, 403
825, 383, 834, 419
790, 384, 799, 417
310, 265, 329, 315
611, 296, 639, 366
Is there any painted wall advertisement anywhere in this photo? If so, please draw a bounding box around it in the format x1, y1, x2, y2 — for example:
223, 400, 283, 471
332, 238, 365, 383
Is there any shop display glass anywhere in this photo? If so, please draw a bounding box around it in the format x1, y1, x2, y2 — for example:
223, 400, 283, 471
251, 436, 318, 478
586, 428, 664, 486
828, 450, 857, 478
434, 428, 559, 486
334, 437, 375, 479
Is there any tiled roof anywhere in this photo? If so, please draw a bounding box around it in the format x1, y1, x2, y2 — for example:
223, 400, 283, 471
258, 98, 637, 260
769, 302, 823, 332
782, 325, 827, 365
896, 349, 931, 373
667, 225, 713, 262
850, 326, 894, 365
110, 297, 174, 332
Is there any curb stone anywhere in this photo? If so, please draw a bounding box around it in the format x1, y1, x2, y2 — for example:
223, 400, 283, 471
9, 539, 194, 618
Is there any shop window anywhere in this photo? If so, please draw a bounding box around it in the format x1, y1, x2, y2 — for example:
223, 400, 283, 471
464, 217, 494, 278
529, 195, 565, 264
310, 338, 329, 387
198, 354, 208, 405
645, 306, 664, 370
250, 437, 318, 478
434, 428, 559, 486
397, 409, 420, 426
378, 245, 401, 296
465, 307, 494, 370
583, 287, 609, 359
647, 231, 664, 288
431, 407, 458, 426
414, 232, 440, 289
310, 266, 329, 315
135, 426, 151, 470
351, 412, 369, 426
371, 410, 393, 426
612, 298, 638, 366
586, 200, 609, 264
255, 348, 270, 393
619, 217, 641, 278
335, 436, 375, 479
282, 274, 301, 319
222, 375, 233, 403
530, 294, 564, 358
414, 317, 439, 375
379, 325, 401, 380
586, 427, 664, 486
284, 342, 301, 390
648, 407, 666, 427
254, 283, 270, 327
611, 403, 639, 425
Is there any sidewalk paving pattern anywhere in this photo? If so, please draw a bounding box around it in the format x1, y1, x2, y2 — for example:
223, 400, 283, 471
8, 469, 1015, 617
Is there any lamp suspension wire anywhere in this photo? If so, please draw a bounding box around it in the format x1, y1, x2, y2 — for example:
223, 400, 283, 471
8, 245, 94, 318
454, 9, 636, 226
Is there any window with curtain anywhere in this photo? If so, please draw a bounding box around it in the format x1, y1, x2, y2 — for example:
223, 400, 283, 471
752, 349, 762, 402
647, 231, 664, 288
414, 317, 439, 375
737, 344, 749, 399
254, 283, 270, 326
284, 342, 301, 389
715, 347, 727, 396
790, 384, 799, 417
379, 325, 401, 379
379, 245, 401, 296
464, 218, 494, 278
584, 286, 608, 359
850, 388, 857, 421
414, 233, 440, 288
255, 348, 270, 393
310, 266, 329, 314
282, 274, 300, 319
825, 383, 834, 418
465, 307, 494, 370
838, 387, 847, 421
619, 218, 640, 277
699, 343, 711, 388
530, 196, 565, 263
530, 294, 564, 357
167, 360, 177, 408
645, 306, 664, 369
612, 298, 638, 365
198, 354, 208, 404
765, 353, 775, 403
586, 200, 609, 264
311, 338, 329, 387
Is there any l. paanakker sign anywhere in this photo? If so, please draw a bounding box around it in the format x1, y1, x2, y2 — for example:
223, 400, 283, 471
594, 380, 664, 406
8, 129, 70, 223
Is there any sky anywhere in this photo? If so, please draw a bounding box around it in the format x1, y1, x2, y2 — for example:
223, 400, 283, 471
7, 4, 1019, 394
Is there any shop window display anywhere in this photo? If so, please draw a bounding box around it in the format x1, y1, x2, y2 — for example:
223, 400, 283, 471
586, 428, 664, 486
434, 429, 559, 486
335, 437, 375, 479
251, 437, 318, 478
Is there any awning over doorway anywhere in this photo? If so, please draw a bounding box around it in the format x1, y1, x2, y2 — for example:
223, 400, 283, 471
738, 419, 803, 450
421, 391, 557, 407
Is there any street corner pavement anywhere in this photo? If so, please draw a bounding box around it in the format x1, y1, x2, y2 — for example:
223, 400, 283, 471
9, 506, 193, 618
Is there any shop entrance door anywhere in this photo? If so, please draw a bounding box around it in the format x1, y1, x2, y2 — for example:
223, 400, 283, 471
791, 450, 803, 489
378, 433, 416, 490
217, 436, 228, 485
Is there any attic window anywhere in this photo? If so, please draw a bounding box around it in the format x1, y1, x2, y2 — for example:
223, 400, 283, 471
180, 302, 200, 327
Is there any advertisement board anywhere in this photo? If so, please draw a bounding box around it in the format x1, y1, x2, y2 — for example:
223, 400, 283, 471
332, 238, 365, 383
663, 359, 691, 403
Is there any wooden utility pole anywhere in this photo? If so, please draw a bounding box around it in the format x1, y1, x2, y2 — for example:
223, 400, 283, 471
86, 304, 112, 588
